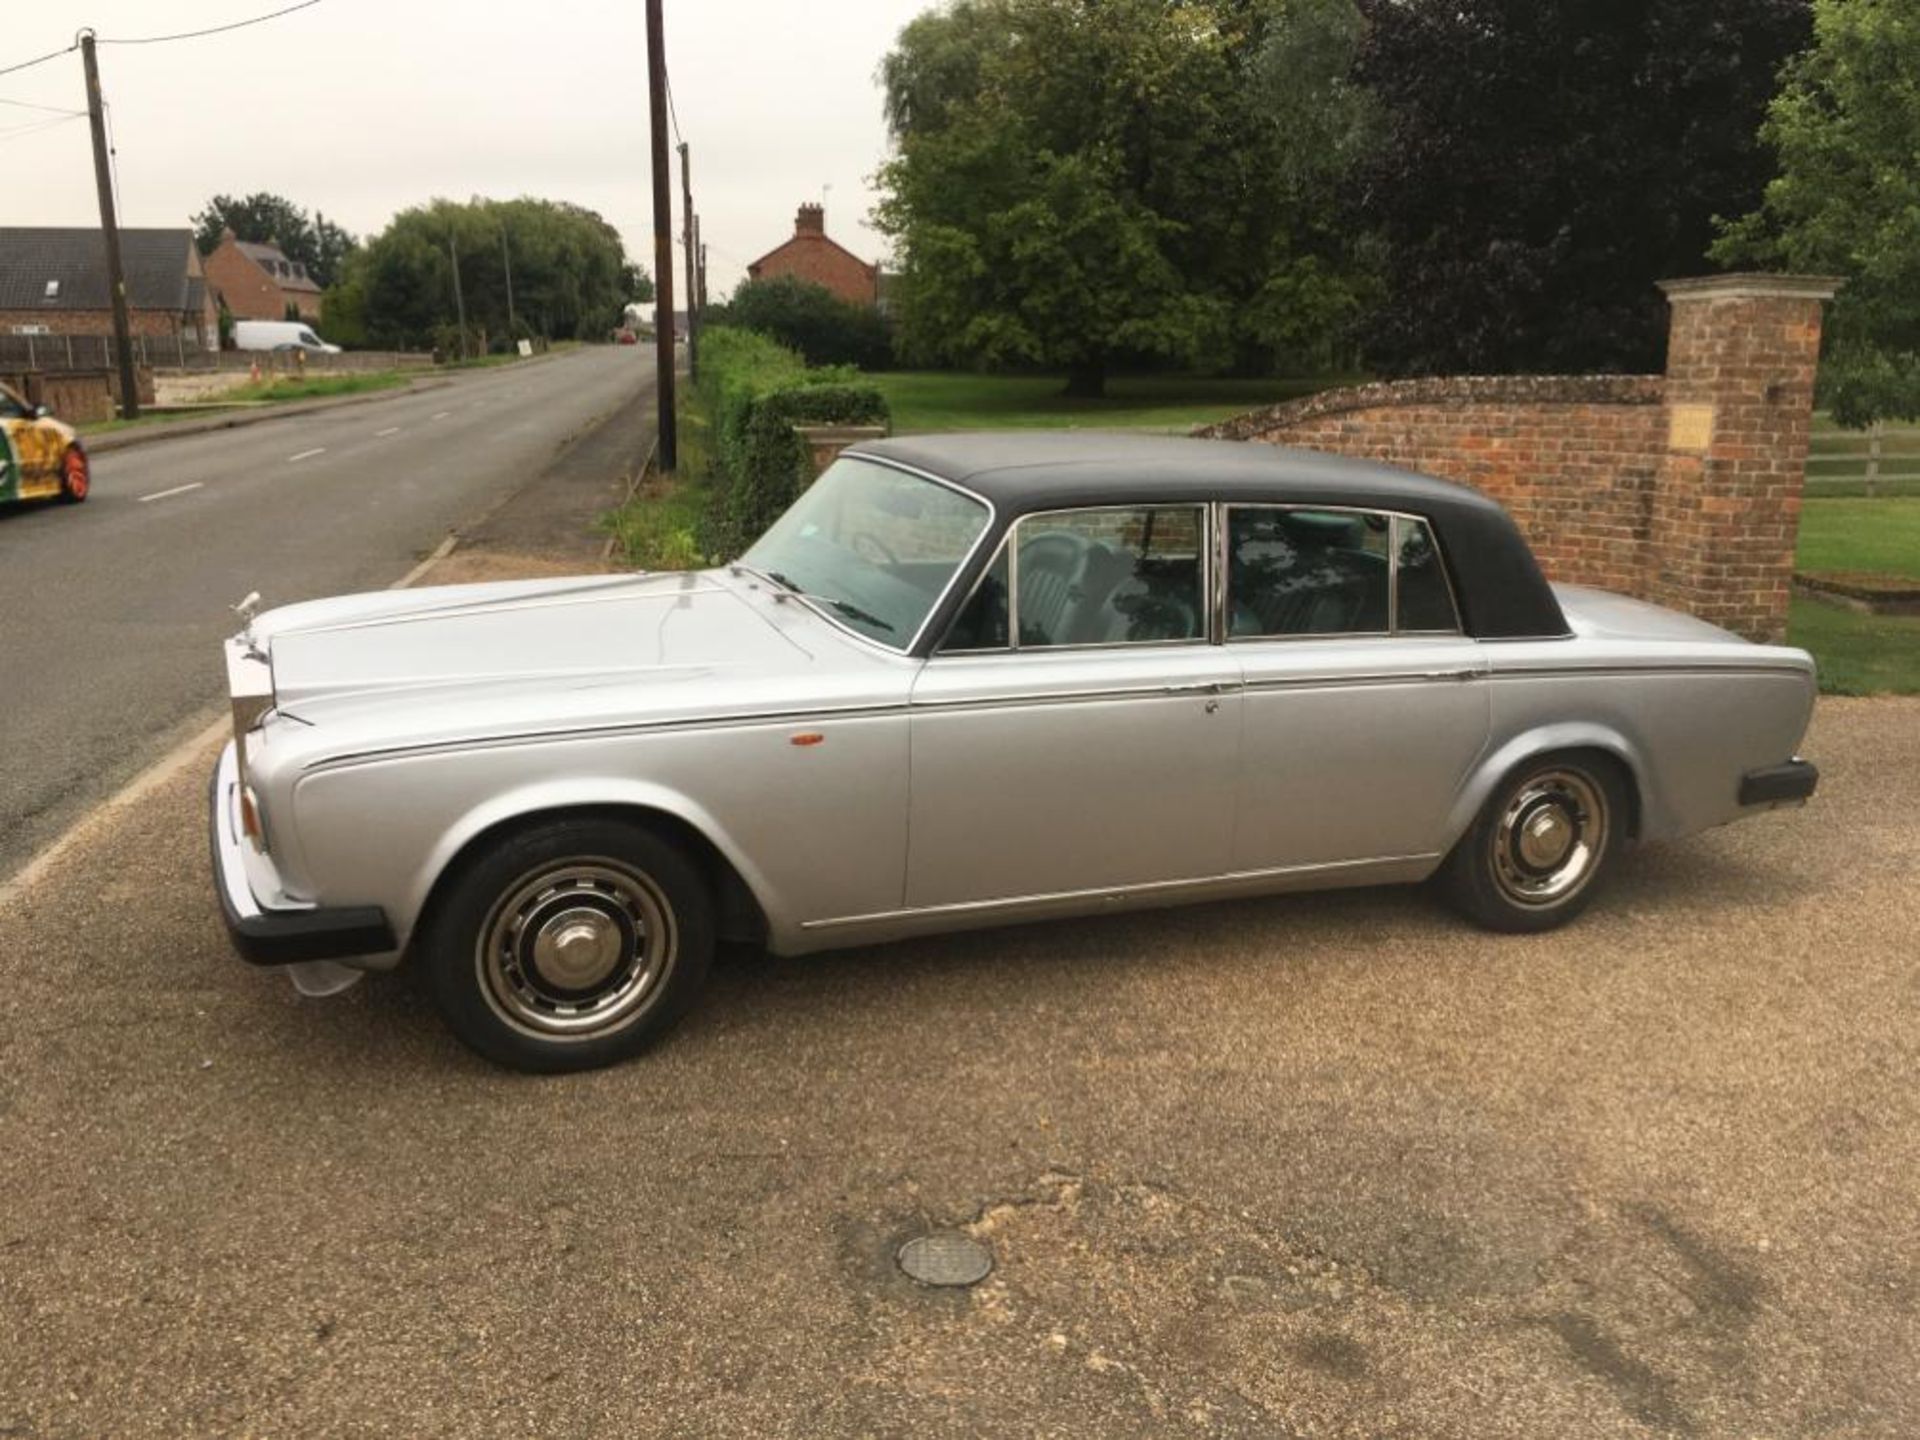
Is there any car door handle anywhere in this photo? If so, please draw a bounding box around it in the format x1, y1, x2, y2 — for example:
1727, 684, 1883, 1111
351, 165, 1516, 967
1422, 667, 1480, 682
1162, 681, 1230, 695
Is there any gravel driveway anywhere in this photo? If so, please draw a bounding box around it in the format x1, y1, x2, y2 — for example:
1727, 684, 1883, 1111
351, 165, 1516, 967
2, 699, 1913, 1438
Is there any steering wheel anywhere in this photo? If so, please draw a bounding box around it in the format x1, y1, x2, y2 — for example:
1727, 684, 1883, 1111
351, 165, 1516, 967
849, 531, 900, 566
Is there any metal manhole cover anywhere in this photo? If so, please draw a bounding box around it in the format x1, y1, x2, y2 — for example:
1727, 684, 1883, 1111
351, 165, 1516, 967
898, 1232, 993, 1287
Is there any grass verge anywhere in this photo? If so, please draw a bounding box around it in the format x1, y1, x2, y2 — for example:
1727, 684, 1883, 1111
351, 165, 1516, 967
868, 370, 1348, 434
601, 393, 712, 570
217, 370, 411, 403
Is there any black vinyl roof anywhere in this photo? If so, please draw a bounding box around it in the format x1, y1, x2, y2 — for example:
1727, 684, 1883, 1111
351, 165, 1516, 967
851, 432, 1570, 641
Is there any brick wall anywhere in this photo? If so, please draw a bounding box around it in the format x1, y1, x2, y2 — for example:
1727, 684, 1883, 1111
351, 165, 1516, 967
0, 307, 200, 340
1197, 274, 1839, 641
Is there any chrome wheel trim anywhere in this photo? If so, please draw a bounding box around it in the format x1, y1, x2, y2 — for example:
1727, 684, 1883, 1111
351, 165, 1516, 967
475, 858, 677, 1041
1489, 768, 1608, 909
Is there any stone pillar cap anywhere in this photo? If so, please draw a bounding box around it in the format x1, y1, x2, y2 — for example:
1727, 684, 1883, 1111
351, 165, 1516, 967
1660, 272, 1844, 302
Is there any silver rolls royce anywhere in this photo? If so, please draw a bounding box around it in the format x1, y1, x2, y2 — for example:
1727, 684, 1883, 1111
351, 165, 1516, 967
211, 433, 1818, 1071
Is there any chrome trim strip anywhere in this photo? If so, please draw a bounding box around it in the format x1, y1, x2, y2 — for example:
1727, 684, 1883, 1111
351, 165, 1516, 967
800, 852, 1443, 931
300, 659, 1804, 774
1487, 662, 1814, 681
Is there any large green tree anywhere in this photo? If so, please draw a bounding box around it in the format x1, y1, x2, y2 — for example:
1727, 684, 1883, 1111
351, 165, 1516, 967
1715, 0, 1920, 425
324, 198, 648, 351
1350, 0, 1811, 376
876, 0, 1374, 395
192, 192, 357, 288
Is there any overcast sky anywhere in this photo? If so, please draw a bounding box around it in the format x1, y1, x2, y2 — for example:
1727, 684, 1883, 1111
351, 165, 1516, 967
2, 0, 930, 299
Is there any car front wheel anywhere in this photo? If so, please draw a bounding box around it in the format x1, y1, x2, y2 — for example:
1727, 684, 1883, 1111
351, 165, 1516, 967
1436, 753, 1628, 933
58, 446, 89, 502
421, 817, 713, 1072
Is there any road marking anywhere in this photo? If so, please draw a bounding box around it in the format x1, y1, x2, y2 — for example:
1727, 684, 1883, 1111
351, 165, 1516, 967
287, 447, 326, 463
430, 410, 451, 421
374, 426, 402, 438
138, 482, 204, 503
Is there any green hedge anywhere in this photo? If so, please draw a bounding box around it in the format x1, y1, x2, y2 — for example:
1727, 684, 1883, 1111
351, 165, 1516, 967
696, 326, 890, 555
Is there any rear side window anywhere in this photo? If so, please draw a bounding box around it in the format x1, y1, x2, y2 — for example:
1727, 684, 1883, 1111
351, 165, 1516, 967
1228, 507, 1459, 637
1015, 507, 1206, 647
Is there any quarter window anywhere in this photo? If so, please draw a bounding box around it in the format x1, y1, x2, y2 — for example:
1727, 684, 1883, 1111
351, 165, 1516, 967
1394, 516, 1460, 632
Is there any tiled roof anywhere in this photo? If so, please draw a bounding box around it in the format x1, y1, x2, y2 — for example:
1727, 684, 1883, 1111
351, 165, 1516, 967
0, 227, 198, 311
234, 238, 322, 292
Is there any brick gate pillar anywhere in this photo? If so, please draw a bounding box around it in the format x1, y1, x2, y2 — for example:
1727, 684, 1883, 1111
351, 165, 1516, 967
1652, 273, 1841, 642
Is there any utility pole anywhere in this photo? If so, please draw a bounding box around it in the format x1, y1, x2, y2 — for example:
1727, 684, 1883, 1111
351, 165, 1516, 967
79, 32, 139, 420
501, 226, 517, 336
678, 142, 698, 381
646, 0, 677, 471
448, 231, 469, 359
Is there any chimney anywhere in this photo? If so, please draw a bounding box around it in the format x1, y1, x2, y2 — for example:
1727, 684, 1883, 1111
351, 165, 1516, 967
220, 226, 237, 242
796, 203, 825, 236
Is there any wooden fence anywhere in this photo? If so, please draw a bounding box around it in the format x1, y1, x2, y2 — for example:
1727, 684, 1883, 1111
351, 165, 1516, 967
1805, 420, 1920, 498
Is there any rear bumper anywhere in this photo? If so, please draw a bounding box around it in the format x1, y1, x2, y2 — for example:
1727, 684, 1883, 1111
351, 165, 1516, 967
209, 743, 396, 966
1739, 758, 1819, 807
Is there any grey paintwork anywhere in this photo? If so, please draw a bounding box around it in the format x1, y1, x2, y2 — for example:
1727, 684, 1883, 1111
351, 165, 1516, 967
211, 471, 1817, 973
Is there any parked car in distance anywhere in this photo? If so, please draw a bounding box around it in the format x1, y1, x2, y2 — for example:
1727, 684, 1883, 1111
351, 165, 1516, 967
231, 320, 342, 354
211, 433, 1819, 1072
0, 381, 88, 504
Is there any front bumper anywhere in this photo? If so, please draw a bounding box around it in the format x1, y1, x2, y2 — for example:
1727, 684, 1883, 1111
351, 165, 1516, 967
209, 742, 396, 966
1739, 758, 1819, 808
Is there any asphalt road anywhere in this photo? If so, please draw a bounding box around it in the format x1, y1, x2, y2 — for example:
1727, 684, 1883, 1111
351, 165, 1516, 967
0, 347, 653, 879
0, 697, 1913, 1438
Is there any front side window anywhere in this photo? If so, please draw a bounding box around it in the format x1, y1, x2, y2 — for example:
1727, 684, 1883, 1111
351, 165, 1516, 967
741, 456, 990, 649
1228, 507, 1459, 638
1012, 506, 1206, 648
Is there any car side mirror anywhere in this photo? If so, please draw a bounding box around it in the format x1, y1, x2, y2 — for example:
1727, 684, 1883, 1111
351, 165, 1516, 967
32, 404, 51, 420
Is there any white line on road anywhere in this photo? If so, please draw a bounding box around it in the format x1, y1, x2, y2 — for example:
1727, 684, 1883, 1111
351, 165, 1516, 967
137, 482, 204, 503
374, 426, 402, 437
430, 411, 451, 421
287, 447, 326, 463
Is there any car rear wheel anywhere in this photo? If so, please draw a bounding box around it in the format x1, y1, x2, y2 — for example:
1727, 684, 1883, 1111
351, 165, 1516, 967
58, 446, 89, 503
1436, 753, 1628, 933
421, 817, 713, 1072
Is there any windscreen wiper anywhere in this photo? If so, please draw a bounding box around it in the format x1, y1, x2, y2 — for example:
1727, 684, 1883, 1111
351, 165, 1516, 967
820, 596, 895, 632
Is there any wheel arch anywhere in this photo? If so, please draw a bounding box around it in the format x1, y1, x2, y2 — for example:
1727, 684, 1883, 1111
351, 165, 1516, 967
1445, 724, 1648, 852
405, 785, 774, 959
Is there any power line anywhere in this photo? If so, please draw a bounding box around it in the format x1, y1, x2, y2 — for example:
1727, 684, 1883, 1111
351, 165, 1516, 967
97, 0, 324, 46
664, 68, 684, 146
0, 43, 75, 81
0, 111, 84, 140
0, 94, 83, 115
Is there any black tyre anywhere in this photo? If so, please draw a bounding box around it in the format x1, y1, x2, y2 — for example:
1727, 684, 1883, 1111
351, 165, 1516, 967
420, 817, 713, 1073
1436, 752, 1629, 933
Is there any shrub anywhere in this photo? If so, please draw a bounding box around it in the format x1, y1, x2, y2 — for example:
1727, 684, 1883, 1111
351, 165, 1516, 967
695, 325, 891, 556
703, 275, 892, 369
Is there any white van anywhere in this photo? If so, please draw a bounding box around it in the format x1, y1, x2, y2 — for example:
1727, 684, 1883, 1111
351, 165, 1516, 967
231, 320, 342, 354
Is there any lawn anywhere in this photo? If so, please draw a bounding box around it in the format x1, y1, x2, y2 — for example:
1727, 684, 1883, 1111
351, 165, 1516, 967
869, 371, 1345, 434
1789, 496, 1920, 694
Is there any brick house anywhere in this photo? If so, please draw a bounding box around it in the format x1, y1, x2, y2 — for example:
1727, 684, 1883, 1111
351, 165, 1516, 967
746, 204, 879, 307
0, 226, 216, 345
203, 229, 323, 321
